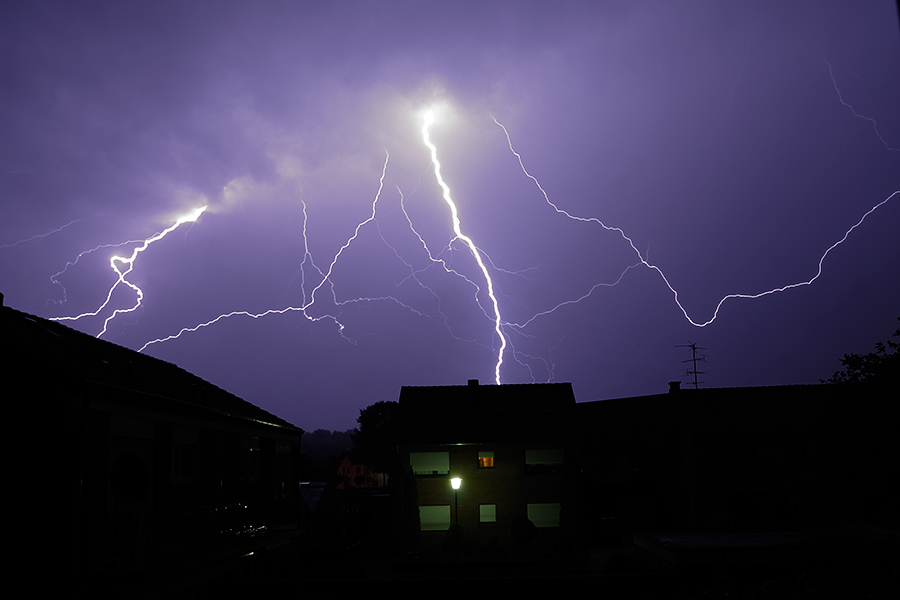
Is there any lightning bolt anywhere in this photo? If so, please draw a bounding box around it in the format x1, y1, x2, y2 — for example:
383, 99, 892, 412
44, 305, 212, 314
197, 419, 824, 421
794, 43, 899, 153
122, 103, 894, 389
139, 154, 393, 352
492, 116, 899, 329
0, 219, 80, 250
824, 60, 899, 153
47, 238, 144, 308
422, 110, 506, 384
52, 206, 207, 337
137, 121, 512, 383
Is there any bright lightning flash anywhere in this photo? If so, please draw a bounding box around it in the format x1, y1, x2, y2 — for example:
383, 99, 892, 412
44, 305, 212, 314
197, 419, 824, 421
52, 205, 207, 337
422, 110, 506, 384
121, 102, 895, 388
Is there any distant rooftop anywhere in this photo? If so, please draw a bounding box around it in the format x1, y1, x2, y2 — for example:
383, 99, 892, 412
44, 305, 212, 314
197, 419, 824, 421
398, 380, 575, 445
576, 382, 848, 433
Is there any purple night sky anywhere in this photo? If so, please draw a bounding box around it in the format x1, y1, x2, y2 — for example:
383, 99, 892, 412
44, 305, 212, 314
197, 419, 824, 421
2, 2, 898, 431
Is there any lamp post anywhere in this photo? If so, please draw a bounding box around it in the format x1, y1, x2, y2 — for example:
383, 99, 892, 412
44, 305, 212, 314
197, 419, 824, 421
450, 477, 462, 526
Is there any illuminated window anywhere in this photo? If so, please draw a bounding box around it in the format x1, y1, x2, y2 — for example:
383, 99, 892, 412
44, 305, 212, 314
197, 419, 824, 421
478, 451, 494, 468
419, 505, 451, 531
479, 504, 497, 523
527, 503, 561, 528
409, 452, 449, 475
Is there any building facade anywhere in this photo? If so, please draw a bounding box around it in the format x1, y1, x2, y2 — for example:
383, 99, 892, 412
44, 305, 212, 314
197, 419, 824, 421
576, 382, 853, 535
397, 380, 577, 548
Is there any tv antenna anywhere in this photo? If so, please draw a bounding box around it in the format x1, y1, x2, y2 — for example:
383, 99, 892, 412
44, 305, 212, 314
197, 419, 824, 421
676, 341, 707, 389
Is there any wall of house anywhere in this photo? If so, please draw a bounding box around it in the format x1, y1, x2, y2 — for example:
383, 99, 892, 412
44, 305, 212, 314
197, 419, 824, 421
75, 389, 301, 571
407, 442, 568, 547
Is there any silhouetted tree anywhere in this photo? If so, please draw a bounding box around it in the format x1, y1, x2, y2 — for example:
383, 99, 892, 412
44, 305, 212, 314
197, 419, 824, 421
350, 400, 398, 476
301, 428, 353, 467
803, 319, 900, 527
823, 318, 899, 385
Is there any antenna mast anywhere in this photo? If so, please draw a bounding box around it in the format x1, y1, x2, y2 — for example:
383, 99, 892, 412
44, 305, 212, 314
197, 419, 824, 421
675, 341, 707, 389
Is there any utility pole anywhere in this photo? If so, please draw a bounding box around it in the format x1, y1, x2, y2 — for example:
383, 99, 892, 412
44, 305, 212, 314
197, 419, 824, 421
676, 341, 707, 389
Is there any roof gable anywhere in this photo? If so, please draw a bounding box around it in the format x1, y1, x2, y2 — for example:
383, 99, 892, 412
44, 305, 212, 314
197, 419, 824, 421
3, 302, 301, 433
398, 381, 576, 445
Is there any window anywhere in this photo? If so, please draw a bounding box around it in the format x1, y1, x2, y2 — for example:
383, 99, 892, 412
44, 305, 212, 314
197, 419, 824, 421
171, 444, 199, 483
109, 415, 153, 504
419, 505, 451, 531
525, 449, 564, 473
241, 435, 261, 482
171, 424, 199, 483
410, 452, 449, 475
479, 504, 497, 523
275, 438, 292, 499
527, 503, 561, 528
478, 450, 494, 468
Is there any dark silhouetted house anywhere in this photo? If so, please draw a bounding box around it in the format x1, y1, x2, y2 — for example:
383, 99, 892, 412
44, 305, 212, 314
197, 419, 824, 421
4, 294, 303, 594
576, 382, 856, 536
335, 456, 387, 489
397, 379, 577, 548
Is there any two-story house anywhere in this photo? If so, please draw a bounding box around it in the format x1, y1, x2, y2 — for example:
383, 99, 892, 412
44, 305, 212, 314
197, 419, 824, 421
396, 379, 577, 548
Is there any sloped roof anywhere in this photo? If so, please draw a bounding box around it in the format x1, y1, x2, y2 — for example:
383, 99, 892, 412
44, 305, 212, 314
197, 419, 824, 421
3, 298, 302, 433
576, 384, 848, 434
397, 381, 576, 445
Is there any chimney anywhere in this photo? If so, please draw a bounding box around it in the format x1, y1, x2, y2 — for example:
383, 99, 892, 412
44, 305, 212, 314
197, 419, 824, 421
468, 379, 479, 386
668, 381, 681, 393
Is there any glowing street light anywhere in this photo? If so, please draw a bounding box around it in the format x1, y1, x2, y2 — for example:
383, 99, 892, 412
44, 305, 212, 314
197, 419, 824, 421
450, 477, 462, 526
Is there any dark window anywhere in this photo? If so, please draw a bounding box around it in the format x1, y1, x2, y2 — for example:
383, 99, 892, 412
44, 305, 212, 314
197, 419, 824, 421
171, 424, 200, 483
241, 435, 261, 482
525, 449, 564, 473
527, 503, 560, 527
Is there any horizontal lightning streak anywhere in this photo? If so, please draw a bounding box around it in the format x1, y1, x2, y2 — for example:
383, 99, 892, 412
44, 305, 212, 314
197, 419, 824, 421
131, 108, 894, 388
140, 153, 392, 352
506, 263, 643, 329
0, 219, 81, 249
493, 116, 899, 328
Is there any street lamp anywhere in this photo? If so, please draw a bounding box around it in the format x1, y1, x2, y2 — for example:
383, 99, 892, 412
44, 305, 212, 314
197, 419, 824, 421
450, 477, 462, 525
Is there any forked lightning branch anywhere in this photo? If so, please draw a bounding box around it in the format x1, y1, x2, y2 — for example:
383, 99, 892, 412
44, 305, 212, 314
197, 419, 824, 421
45, 109, 898, 385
